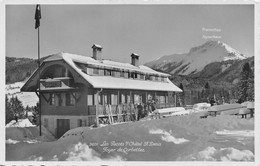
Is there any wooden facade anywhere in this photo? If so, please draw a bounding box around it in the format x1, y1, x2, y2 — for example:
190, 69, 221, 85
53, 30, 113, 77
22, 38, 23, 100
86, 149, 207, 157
21, 49, 181, 138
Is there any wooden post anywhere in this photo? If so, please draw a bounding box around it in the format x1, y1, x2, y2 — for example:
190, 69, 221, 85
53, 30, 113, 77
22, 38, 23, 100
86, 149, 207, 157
145, 91, 148, 103
168, 92, 170, 108
117, 90, 120, 122
155, 91, 157, 108
95, 92, 99, 127
165, 93, 167, 108
174, 92, 177, 107
95, 88, 103, 127
130, 90, 132, 121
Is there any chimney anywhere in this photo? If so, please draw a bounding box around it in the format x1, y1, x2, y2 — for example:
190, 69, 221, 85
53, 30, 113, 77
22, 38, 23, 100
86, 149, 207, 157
92, 44, 103, 60
131, 53, 139, 67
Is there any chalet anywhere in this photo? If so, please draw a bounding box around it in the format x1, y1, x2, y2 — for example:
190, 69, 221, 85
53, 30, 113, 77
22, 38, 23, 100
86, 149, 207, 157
21, 44, 182, 138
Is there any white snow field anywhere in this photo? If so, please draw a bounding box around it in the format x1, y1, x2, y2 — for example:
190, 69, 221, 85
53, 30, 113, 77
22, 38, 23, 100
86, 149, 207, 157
6, 81, 38, 107
6, 113, 254, 161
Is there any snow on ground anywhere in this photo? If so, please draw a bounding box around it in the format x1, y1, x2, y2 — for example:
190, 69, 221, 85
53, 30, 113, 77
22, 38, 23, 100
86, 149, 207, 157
215, 130, 254, 137
6, 118, 35, 128
149, 129, 189, 144
181, 146, 254, 161
6, 119, 55, 143
6, 113, 254, 161
5, 81, 38, 107
192, 103, 211, 112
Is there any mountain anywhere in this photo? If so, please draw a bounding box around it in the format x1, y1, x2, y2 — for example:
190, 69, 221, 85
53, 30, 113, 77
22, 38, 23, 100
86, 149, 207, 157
145, 40, 248, 75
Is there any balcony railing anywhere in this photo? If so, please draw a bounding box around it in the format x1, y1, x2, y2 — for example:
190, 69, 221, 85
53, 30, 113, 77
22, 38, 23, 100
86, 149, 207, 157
40, 77, 75, 90
88, 103, 176, 116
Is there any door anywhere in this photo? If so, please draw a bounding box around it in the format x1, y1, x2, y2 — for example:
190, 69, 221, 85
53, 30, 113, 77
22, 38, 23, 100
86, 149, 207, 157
56, 119, 70, 138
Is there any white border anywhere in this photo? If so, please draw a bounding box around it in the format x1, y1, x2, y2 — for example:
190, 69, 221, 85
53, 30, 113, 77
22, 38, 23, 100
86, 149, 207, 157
1, 0, 259, 166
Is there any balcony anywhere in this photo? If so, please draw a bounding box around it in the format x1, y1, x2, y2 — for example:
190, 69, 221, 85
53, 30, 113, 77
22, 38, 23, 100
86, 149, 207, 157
40, 77, 77, 91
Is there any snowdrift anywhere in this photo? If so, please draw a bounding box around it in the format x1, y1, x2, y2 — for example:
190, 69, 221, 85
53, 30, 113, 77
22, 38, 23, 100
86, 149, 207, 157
6, 124, 55, 143
6, 113, 254, 161
6, 118, 35, 128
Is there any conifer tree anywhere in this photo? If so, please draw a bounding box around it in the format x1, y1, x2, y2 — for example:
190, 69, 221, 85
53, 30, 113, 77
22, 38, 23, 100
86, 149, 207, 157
9, 96, 24, 119
246, 66, 254, 101
5, 95, 13, 124
237, 62, 253, 103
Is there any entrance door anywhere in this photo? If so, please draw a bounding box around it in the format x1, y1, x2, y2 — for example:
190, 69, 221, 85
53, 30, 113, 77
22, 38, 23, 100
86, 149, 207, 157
56, 119, 70, 138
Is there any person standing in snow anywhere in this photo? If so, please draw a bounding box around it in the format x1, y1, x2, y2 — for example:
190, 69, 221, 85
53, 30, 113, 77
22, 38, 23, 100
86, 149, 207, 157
210, 98, 215, 106
137, 103, 143, 120
14, 113, 19, 123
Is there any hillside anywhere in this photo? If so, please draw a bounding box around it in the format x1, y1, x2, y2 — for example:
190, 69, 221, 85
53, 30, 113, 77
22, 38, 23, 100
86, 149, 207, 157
6, 56, 49, 84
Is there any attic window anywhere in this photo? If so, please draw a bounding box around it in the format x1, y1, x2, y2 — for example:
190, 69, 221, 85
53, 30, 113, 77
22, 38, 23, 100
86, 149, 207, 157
140, 74, 144, 80
93, 68, 99, 75
130, 72, 137, 79
120, 71, 125, 77
105, 69, 112, 76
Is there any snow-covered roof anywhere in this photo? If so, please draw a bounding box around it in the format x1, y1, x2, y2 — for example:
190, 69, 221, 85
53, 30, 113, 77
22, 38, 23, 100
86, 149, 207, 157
82, 76, 181, 91
44, 52, 170, 77
42, 52, 182, 92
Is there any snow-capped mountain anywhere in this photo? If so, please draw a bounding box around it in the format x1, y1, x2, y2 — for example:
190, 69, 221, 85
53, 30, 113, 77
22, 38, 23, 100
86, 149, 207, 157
145, 40, 247, 75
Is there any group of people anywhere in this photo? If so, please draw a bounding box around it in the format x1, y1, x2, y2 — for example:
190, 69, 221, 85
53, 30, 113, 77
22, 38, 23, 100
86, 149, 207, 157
113, 98, 157, 122
98, 98, 158, 124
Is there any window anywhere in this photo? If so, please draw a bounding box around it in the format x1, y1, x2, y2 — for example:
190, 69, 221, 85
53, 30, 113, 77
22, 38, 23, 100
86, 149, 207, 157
145, 74, 152, 80
60, 93, 66, 106
82, 119, 87, 126
121, 94, 126, 104
159, 96, 165, 104
127, 95, 131, 103
161, 77, 165, 82
98, 94, 102, 104
66, 92, 76, 106
78, 119, 82, 127
120, 71, 125, 77
113, 71, 120, 77
105, 69, 112, 76
88, 94, 93, 106
50, 93, 55, 105
103, 94, 108, 104
99, 69, 104, 76
134, 94, 142, 104
93, 68, 99, 75
44, 118, 48, 128
54, 93, 62, 106
124, 72, 128, 78
140, 74, 145, 80
111, 94, 118, 105
130, 72, 137, 79
155, 76, 159, 81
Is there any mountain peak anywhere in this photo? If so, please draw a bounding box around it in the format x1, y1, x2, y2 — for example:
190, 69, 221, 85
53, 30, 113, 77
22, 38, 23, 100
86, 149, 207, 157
145, 40, 248, 75
188, 40, 246, 60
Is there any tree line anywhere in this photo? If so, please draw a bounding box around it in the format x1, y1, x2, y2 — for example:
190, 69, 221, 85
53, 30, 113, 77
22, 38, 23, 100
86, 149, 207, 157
5, 95, 39, 125
176, 62, 254, 106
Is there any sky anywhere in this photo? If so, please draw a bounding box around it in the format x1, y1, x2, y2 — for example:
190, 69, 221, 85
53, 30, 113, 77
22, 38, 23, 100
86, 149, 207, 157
6, 4, 254, 64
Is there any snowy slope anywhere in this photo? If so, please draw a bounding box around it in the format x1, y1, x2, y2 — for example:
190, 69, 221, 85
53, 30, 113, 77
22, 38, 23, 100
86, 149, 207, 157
145, 40, 247, 75
6, 81, 38, 107
6, 113, 254, 161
